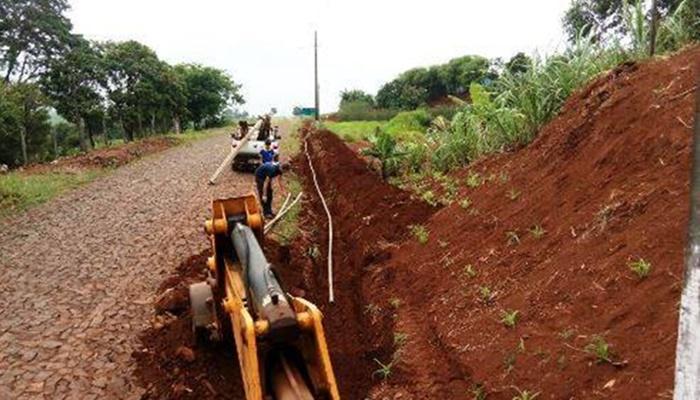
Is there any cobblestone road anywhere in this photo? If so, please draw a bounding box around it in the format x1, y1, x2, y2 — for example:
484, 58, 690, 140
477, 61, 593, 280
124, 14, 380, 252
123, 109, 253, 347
0, 133, 254, 399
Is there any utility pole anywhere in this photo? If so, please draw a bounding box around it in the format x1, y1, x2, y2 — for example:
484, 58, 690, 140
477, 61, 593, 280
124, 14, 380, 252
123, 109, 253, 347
674, 85, 700, 399
314, 31, 319, 121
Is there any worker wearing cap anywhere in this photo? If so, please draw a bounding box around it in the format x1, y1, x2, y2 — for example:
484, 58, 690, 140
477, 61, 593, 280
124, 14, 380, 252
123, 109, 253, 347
260, 139, 276, 164
255, 158, 285, 219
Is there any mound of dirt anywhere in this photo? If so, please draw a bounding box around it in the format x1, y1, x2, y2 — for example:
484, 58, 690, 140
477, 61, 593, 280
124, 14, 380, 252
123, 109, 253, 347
25, 136, 179, 173
133, 251, 245, 400
277, 127, 437, 399
362, 47, 700, 399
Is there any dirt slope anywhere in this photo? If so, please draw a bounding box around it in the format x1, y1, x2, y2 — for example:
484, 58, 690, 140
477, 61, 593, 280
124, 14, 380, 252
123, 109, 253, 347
365, 47, 700, 398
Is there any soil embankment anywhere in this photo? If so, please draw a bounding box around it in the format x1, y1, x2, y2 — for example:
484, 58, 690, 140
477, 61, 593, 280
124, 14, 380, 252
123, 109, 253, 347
366, 46, 700, 399
132, 46, 699, 399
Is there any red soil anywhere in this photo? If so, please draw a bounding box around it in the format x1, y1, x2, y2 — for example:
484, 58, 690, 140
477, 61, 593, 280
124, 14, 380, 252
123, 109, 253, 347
132, 46, 698, 399
133, 251, 245, 400
364, 47, 700, 398
283, 126, 436, 398
24, 136, 178, 173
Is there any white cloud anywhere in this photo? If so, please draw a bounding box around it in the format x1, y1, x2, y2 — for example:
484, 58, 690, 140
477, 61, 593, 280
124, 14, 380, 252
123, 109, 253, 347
67, 0, 570, 116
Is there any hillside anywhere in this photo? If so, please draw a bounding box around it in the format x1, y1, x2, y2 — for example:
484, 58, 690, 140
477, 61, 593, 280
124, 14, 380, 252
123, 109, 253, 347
365, 46, 700, 399
295, 46, 699, 399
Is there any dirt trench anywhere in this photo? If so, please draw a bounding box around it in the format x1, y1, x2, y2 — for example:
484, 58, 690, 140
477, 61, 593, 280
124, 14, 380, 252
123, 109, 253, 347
132, 126, 436, 399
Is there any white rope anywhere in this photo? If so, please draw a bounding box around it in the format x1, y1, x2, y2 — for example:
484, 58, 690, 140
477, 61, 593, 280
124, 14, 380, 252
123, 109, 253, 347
264, 192, 303, 234
304, 138, 334, 303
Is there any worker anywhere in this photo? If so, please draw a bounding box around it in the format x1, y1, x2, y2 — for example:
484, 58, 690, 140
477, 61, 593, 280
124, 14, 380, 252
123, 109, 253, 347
255, 159, 285, 219
260, 139, 276, 164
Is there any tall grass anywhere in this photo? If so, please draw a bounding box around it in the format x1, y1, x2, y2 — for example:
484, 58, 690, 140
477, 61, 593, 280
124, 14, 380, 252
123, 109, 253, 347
426, 34, 630, 172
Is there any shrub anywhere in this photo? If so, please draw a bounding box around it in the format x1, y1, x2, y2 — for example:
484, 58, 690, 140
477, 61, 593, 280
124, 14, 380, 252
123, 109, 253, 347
362, 129, 406, 180
385, 109, 432, 137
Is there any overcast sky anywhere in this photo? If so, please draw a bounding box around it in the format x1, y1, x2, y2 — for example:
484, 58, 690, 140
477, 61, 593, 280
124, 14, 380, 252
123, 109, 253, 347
67, 0, 571, 116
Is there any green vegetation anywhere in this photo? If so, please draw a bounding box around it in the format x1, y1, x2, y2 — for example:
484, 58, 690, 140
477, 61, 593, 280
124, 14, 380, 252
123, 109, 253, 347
331, 2, 698, 179
512, 388, 541, 400
529, 225, 546, 239
388, 297, 402, 309
479, 286, 494, 302
362, 129, 405, 180
364, 303, 381, 317
471, 384, 487, 400
506, 231, 521, 245
0, 170, 102, 217
629, 258, 652, 278
394, 332, 409, 347
372, 358, 394, 380
409, 224, 429, 244
0, 1, 243, 168
463, 265, 477, 278
585, 335, 612, 364
324, 121, 387, 142
501, 309, 520, 328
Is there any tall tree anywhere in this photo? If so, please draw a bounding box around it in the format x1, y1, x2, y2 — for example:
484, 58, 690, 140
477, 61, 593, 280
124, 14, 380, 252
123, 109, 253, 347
339, 89, 374, 107
563, 0, 699, 43
102, 41, 162, 141
42, 36, 105, 150
0, 0, 73, 83
174, 64, 243, 129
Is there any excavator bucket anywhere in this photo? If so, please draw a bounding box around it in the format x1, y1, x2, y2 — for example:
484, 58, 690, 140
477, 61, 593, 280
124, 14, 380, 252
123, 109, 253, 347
189, 194, 340, 400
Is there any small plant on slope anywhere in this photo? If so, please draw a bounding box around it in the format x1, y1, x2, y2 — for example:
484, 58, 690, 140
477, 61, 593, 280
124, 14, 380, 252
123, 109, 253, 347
501, 309, 520, 328
463, 264, 477, 278
362, 128, 405, 180
388, 297, 402, 309
479, 286, 495, 303
466, 172, 482, 188
629, 258, 652, 278
512, 387, 540, 400
372, 358, 394, 380
507, 188, 521, 200
409, 224, 429, 244
506, 231, 520, 245
529, 225, 546, 239
585, 335, 612, 364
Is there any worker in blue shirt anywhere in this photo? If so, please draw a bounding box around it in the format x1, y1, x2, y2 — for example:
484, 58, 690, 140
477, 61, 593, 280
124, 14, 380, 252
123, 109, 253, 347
255, 159, 285, 218
260, 139, 276, 164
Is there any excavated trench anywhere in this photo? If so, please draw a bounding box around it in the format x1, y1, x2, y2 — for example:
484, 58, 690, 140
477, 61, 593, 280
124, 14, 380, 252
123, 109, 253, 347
132, 126, 435, 399
274, 127, 436, 398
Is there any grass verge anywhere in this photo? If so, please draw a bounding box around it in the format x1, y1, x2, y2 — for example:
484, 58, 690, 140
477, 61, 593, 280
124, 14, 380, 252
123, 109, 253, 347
0, 126, 230, 219
324, 121, 387, 142
0, 170, 103, 218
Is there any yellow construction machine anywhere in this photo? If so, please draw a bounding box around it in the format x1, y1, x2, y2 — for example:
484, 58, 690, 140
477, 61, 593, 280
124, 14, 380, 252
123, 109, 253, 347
189, 194, 340, 400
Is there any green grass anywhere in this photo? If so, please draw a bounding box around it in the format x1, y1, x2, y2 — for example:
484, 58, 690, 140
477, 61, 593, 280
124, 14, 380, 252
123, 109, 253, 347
629, 258, 652, 279
166, 126, 230, 143
0, 126, 228, 219
325, 121, 387, 142
0, 170, 103, 217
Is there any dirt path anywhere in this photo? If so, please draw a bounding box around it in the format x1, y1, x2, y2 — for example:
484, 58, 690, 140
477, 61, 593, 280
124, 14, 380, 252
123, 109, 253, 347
0, 132, 255, 399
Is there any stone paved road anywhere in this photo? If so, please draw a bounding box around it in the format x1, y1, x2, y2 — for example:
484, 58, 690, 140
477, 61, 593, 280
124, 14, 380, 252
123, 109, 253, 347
0, 133, 255, 399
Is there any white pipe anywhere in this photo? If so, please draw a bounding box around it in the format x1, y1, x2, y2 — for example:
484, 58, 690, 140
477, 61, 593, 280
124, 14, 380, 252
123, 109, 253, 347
304, 138, 334, 304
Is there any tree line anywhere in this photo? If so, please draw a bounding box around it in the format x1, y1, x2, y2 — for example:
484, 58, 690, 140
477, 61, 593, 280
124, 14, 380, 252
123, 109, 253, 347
338, 0, 699, 119
337, 53, 530, 119
0, 0, 243, 167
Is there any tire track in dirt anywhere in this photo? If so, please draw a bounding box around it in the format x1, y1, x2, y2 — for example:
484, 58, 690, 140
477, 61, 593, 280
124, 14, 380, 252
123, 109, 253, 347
0, 133, 254, 399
